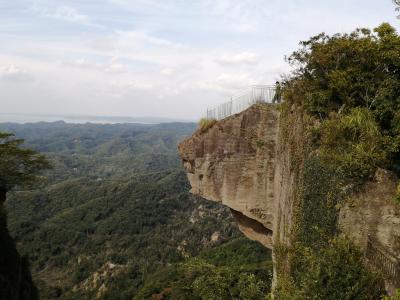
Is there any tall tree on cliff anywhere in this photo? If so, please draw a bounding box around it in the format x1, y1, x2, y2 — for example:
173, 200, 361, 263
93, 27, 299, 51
0, 132, 50, 300
0, 132, 50, 203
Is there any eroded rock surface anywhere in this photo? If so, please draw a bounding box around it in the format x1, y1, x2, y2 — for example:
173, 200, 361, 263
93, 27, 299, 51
339, 168, 400, 257
178, 104, 278, 248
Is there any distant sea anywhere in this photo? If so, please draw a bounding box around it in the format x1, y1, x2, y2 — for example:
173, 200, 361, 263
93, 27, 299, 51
0, 113, 194, 124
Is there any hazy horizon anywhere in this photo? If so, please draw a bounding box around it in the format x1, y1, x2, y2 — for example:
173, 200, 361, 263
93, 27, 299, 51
1, 0, 399, 120
0, 112, 196, 124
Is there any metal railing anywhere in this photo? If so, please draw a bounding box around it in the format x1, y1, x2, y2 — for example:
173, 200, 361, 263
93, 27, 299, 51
366, 236, 400, 286
206, 85, 278, 120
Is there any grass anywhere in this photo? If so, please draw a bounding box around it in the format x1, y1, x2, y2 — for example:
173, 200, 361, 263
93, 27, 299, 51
198, 118, 217, 133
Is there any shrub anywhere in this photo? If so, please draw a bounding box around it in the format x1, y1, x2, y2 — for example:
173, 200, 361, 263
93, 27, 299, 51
294, 237, 385, 300
316, 108, 397, 184
237, 273, 268, 300
198, 118, 217, 133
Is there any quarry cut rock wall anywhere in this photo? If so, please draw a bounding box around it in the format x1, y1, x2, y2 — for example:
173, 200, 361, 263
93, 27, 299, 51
178, 103, 400, 289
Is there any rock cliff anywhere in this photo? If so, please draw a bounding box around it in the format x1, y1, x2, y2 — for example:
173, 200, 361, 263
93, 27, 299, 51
179, 104, 278, 248
178, 103, 400, 291
0, 204, 38, 300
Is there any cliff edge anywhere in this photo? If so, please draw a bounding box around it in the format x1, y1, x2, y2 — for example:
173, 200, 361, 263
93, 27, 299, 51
179, 104, 278, 248
178, 103, 400, 293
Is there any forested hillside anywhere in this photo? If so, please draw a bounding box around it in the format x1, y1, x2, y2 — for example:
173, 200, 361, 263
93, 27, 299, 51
0, 122, 272, 299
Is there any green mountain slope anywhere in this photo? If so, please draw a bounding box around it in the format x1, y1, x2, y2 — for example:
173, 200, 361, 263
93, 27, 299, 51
1, 122, 271, 299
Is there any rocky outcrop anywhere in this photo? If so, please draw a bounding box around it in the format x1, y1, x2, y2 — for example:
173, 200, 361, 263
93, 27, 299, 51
178, 103, 400, 290
179, 104, 278, 248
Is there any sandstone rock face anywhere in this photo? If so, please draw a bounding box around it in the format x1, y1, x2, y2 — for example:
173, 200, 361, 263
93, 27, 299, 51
339, 168, 400, 257
178, 104, 400, 289
178, 104, 278, 248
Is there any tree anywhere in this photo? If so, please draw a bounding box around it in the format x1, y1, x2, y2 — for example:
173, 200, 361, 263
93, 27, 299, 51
394, 0, 400, 18
0, 132, 50, 203
283, 23, 400, 179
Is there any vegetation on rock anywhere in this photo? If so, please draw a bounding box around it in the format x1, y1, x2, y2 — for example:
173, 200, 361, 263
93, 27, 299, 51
275, 23, 400, 299
284, 23, 400, 183
198, 118, 217, 133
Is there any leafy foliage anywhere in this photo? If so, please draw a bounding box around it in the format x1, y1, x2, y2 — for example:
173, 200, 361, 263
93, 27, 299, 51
291, 238, 384, 300
134, 238, 272, 300
315, 108, 395, 183
296, 157, 341, 248
0, 132, 50, 195
284, 23, 400, 182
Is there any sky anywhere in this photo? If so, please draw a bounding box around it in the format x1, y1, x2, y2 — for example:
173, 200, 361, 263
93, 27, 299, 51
1, 0, 399, 121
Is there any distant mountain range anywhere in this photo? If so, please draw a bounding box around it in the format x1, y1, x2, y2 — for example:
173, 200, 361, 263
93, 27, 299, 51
0, 113, 195, 124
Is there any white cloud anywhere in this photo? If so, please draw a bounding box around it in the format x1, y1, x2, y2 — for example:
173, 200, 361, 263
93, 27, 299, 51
116, 30, 182, 48
111, 79, 153, 92
62, 58, 127, 74
0, 65, 31, 81
85, 37, 117, 52
192, 73, 255, 94
33, 3, 90, 24
105, 62, 126, 74
49, 6, 89, 23
63, 58, 99, 69
234, 23, 257, 33
161, 68, 174, 76
215, 73, 254, 89
217, 52, 258, 65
